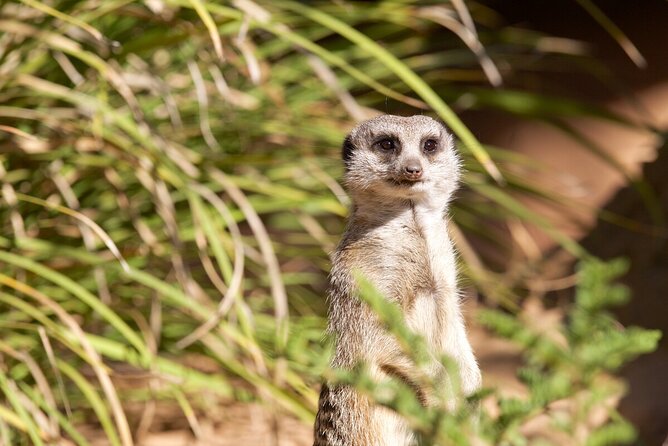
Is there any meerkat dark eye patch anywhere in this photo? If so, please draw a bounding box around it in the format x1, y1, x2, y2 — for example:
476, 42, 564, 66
342, 136, 357, 168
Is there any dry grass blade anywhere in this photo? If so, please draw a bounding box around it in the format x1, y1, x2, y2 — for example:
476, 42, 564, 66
53, 51, 84, 85
209, 65, 260, 109
0, 164, 26, 240
193, 220, 230, 294
18, 0, 103, 42
9, 192, 130, 273
187, 60, 220, 150
507, 218, 542, 261
154, 178, 207, 301
424, 2, 503, 87
173, 390, 203, 439
297, 212, 335, 254
176, 184, 245, 349
306, 54, 373, 121
37, 327, 72, 420
0, 106, 75, 128
305, 159, 349, 208
0, 125, 41, 140
16, 386, 53, 439
232, 0, 271, 23
133, 393, 156, 445
574, 0, 646, 68
210, 169, 289, 352
0, 342, 58, 436
234, 18, 263, 84
188, 0, 225, 61
50, 160, 112, 303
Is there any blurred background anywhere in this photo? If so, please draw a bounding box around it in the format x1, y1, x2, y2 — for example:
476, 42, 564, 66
0, 0, 666, 445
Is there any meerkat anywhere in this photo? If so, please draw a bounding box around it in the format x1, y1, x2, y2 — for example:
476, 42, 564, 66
313, 115, 481, 446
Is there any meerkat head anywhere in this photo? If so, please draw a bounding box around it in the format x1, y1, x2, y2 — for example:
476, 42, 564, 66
342, 115, 461, 205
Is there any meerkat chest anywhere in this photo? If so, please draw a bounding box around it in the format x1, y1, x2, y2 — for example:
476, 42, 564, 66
356, 211, 455, 305
365, 223, 431, 293
411, 205, 457, 289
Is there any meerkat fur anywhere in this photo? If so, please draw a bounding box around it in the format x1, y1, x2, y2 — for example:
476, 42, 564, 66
313, 115, 481, 446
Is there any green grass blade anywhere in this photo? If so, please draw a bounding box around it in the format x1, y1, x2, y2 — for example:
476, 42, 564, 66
277, 1, 503, 183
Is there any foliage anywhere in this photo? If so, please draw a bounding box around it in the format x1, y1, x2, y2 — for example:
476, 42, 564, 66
331, 258, 660, 445
477, 258, 661, 445
0, 0, 661, 445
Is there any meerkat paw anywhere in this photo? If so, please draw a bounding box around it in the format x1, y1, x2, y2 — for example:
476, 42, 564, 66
459, 359, 482, 397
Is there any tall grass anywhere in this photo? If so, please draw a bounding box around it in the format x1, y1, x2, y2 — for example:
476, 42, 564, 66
0, 1, 661, 444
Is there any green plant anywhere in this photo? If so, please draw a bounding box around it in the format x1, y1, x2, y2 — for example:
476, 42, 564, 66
327, 258, 659, 445
477, 258, 661, 445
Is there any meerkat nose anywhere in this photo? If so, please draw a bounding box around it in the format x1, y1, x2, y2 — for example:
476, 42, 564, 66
404, 163, 423, 178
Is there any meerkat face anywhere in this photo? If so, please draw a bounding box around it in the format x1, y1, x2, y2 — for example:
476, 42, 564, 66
342, 115, 460, 204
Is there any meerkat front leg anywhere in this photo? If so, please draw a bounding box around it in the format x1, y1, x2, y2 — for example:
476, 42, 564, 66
412, 203, 482, 399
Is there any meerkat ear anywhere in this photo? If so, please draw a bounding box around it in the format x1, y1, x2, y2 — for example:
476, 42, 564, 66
342, 135, 357, 169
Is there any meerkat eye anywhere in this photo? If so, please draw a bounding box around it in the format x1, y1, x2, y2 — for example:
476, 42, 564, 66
378, 139, 395, 151
423, 139, 438, 153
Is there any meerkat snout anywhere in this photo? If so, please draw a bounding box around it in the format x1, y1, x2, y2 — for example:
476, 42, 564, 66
402, 159, 423, 179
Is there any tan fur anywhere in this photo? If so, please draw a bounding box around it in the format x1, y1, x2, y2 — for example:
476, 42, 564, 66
314, 115, 481, 446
